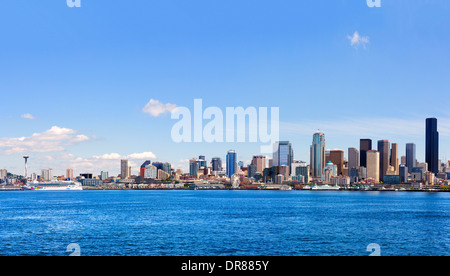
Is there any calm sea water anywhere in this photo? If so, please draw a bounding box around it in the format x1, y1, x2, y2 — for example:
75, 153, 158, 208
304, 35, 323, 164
0, 190, 449, 256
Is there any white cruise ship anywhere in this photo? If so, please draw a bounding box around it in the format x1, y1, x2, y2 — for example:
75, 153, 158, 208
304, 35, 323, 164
311, 184, 340, 191
23, 180, 83, 191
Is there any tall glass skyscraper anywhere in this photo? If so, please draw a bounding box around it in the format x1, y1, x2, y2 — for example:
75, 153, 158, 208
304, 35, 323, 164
226, 150, 237, 178
360, 139, 372, 168
406, 143, 416, 173
310, 131, 326, 179
426, 118, 439, 174
273, 141, 293, 167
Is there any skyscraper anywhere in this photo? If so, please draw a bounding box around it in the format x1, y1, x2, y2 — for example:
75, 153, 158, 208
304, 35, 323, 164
121, 159, 129, 179
226, 150, 237, 178
66, 168, 74, 180
366, 150, 380, 182
189, 158, 199, 177
348, 147, 359, 170
390, 143, 399, 175
360, 139, 372, 168
406, 143, 416, 173
273, 141, 293, 168
426, 118, 439, 174
251, 155, 267, 173
310, 131, 326, 179
211, 157, 222, 172
377, 140, 390, 181
329, 149, 344, 176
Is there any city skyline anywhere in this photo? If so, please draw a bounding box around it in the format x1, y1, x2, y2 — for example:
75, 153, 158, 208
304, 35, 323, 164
1, 117, 445, 180
1, 1, 450, 175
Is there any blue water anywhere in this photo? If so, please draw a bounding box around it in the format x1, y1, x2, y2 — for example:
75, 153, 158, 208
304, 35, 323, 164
0, 190, 449, 256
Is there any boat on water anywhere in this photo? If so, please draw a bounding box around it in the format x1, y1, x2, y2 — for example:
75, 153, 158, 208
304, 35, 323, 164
22, 180, 83, 191
311, 184, 340, 191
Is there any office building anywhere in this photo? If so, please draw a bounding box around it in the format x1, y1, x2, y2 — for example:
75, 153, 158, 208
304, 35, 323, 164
251, 155, 267, 173
0, 169, 7, 180
140, 160, 152, 177
189, 158, 199, 178
329, 149, 345, 176
348, 147, 359, 171
390, 143, 399, 175
273, 141, 294, 168
226, 150, 237, 178
121, 159, 129, 179
378, 140, 390, 181
311, 131, 326, 179
294, 163, 309, 183
323, 161, 337, 183
100, 171, 109, 181
366, 150, 380, 182
211, 157, 222, 172
399, 165, 408, 183
426, 118, 439, 174
360, 139, 372, 168
247, 164, 257, 179
145, 164, 158, 179
66, 168, 74, 180
406, 143, 416, 173
41, 168, 53, 181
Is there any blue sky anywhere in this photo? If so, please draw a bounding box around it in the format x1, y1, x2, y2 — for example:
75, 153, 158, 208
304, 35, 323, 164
1, 0, 450, 176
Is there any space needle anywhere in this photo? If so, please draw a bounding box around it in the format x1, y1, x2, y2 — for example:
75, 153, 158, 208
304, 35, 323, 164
23, 155, 29, 180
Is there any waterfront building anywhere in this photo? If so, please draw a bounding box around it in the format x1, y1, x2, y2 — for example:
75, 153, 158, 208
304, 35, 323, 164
311, 131, 326, 179
189, 158, 199, 178
366, 150, 380, 182
399, 165, 408, 183
140, 160, 152, 177
378, 140, 390, 181
163, 162, 171, 175
100, 171, 109, 181
0, 169, 8, 180
348, 147, 359, 171
426, 118, 439, 174
360, 139, 372, 168
273, 141, 294, 168
66, 168, 73, 180
144, 164, 158, 179
121, 159, 129, 179
411, 167, 424, 181
295, 163, 309, 183
226, 150, 237, 178
323, 161, 337, 183
406, 143, 416, 173
41, 168, 53, 181
383, 175, 400, 185
158, 169, 170, 180
251, 155, 266, 173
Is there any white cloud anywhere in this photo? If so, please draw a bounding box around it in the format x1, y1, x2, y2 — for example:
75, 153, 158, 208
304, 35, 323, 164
347, 31, 370, 49
142, 99, 177, 117
127, 152, 157, 160
0, 126, 91, 154
21, 113, 36, 120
